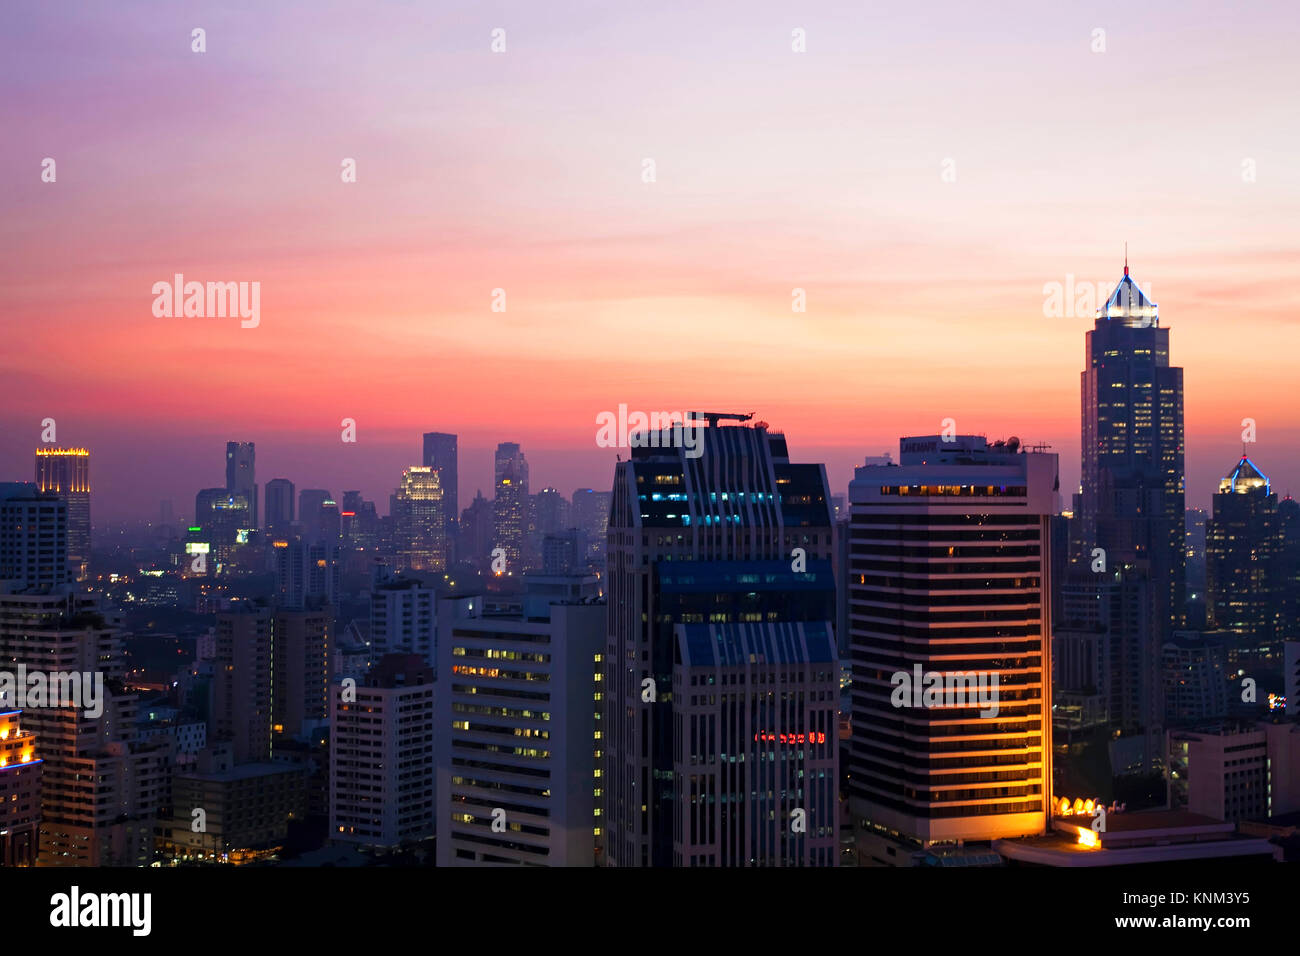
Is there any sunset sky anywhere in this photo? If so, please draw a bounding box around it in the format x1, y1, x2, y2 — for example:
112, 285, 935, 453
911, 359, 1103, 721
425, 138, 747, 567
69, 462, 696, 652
3, 1, 1298, 522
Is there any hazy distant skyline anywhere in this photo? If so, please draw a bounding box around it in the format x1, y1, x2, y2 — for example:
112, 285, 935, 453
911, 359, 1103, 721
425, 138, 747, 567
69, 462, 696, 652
4, 1, 1298, 520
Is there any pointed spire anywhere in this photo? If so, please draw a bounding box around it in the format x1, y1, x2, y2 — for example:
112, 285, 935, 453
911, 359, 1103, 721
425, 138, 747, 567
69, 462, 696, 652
1124, 242, 1128, 277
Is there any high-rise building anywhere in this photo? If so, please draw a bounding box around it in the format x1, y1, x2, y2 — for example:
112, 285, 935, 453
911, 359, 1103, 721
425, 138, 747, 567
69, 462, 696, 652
602, 420, 838, 867
208, 607, 274, 763
34, 449, 90, 578
225, 441, 257, 528
848, 435, 1058, 861
265, 478, 295, 533
332, 654, 435, 850
1078, 261, 1185, 637
194, 488, 251, 570
1206, 456, 1282, 658
459, 491, 494, 569
438, 575, 603, 865
392, 466, 446, 573
423, 432, 458, 564
0, 708, 41, 866
298, 490, 334, 544
0, 484, 68, 591
571, 488, 611, 569
272, 609, 331, 745
493, 443, 529, 574
271, 536, 341, 610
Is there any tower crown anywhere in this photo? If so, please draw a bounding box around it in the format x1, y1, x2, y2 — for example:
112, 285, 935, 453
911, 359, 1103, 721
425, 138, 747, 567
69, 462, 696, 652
1098, 271, 1158, 327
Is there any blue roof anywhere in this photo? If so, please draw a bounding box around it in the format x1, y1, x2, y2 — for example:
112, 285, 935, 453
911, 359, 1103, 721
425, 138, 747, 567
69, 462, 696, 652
677, 620, 837, 668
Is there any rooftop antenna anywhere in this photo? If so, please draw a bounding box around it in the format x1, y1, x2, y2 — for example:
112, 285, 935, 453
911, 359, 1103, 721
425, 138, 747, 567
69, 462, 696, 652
1124, 242, 1129, 277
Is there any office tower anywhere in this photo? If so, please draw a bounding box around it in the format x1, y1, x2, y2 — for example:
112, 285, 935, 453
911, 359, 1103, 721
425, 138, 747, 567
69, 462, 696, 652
1185, 508, 1208, 626
341, 491, 380, 550
0, 484, 68, 590
272, 609, 331, 744
603, 419, 839, 867
332, 654, 435, 850
265, 478, 295, 533
422, 432, 458, 563
0, 587, 169, 865
298, 489, 333, 543
459, 491, 494, 569
209, 607, 274, 763
225, 441, 257, 528
0, 709, 41, 866
1207, 456, 1282, 661
1078, 260, 1185, 637
493, 443, 529, 574
392, 466, 446, 573
34, 448, 90, 578
438, 575, 603, 865
272, 537, 341, 609
571, 488, 611, 568
848, 435, 1058, 858
533, 488, 569, 534
194, 488, 251, 569
1278, 498, 1300, 641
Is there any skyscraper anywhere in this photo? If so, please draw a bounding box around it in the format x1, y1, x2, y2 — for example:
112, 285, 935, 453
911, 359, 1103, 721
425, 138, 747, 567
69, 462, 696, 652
34, 448, 90, 579
422, 432, 458, 564
225, 441, 257, 528
602, 420, 838, 867
0, 708, 41, 866
392, 467, 446, 573
265, 478, 295, 533
1078, 260, 1185, 636
1207, 456, 1283, 671
493, 443, 529, 574
848, 435, 1058, 860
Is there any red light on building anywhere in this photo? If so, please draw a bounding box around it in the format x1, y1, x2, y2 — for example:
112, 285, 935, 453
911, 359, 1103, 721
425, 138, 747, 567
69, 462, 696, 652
753, 731, 826, 745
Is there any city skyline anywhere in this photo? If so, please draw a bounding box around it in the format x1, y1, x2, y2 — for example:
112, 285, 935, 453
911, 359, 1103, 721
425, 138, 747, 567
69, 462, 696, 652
4, 2, 1299, 522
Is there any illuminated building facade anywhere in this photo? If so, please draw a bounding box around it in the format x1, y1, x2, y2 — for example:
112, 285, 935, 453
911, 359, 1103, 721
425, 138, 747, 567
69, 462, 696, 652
1207, 456, 1285, 667
393, 466, 446, 573
0, 708, 41, 866
848, 435, 1058, 859
33, 449, 89, 579
437, 576, 603, 865
332, 654, 435, 850
493, 443, 529, 574
603, 421, 837, 867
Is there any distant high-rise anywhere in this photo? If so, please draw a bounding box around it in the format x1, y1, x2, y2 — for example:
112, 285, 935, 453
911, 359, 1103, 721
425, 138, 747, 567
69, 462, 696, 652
0, 484, 68, 591
265, 478, 295, 532
34, 448, 90, 578
459, 491, 494, 569
392, 467, 446, 573
848, 435, 1058, 858
225, 442, 257, 528
493, 443, 529, 574
1207, 456, 1282, 659
422, 432, 458, 564
298, 490, 333, 543
195, 488, 251, 570
571, 488, 611, 569
603, 420, 839, 867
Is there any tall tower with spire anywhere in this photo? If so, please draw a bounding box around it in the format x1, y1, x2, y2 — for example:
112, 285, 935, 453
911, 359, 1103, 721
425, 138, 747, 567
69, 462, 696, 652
1077, 258, 1185, 766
